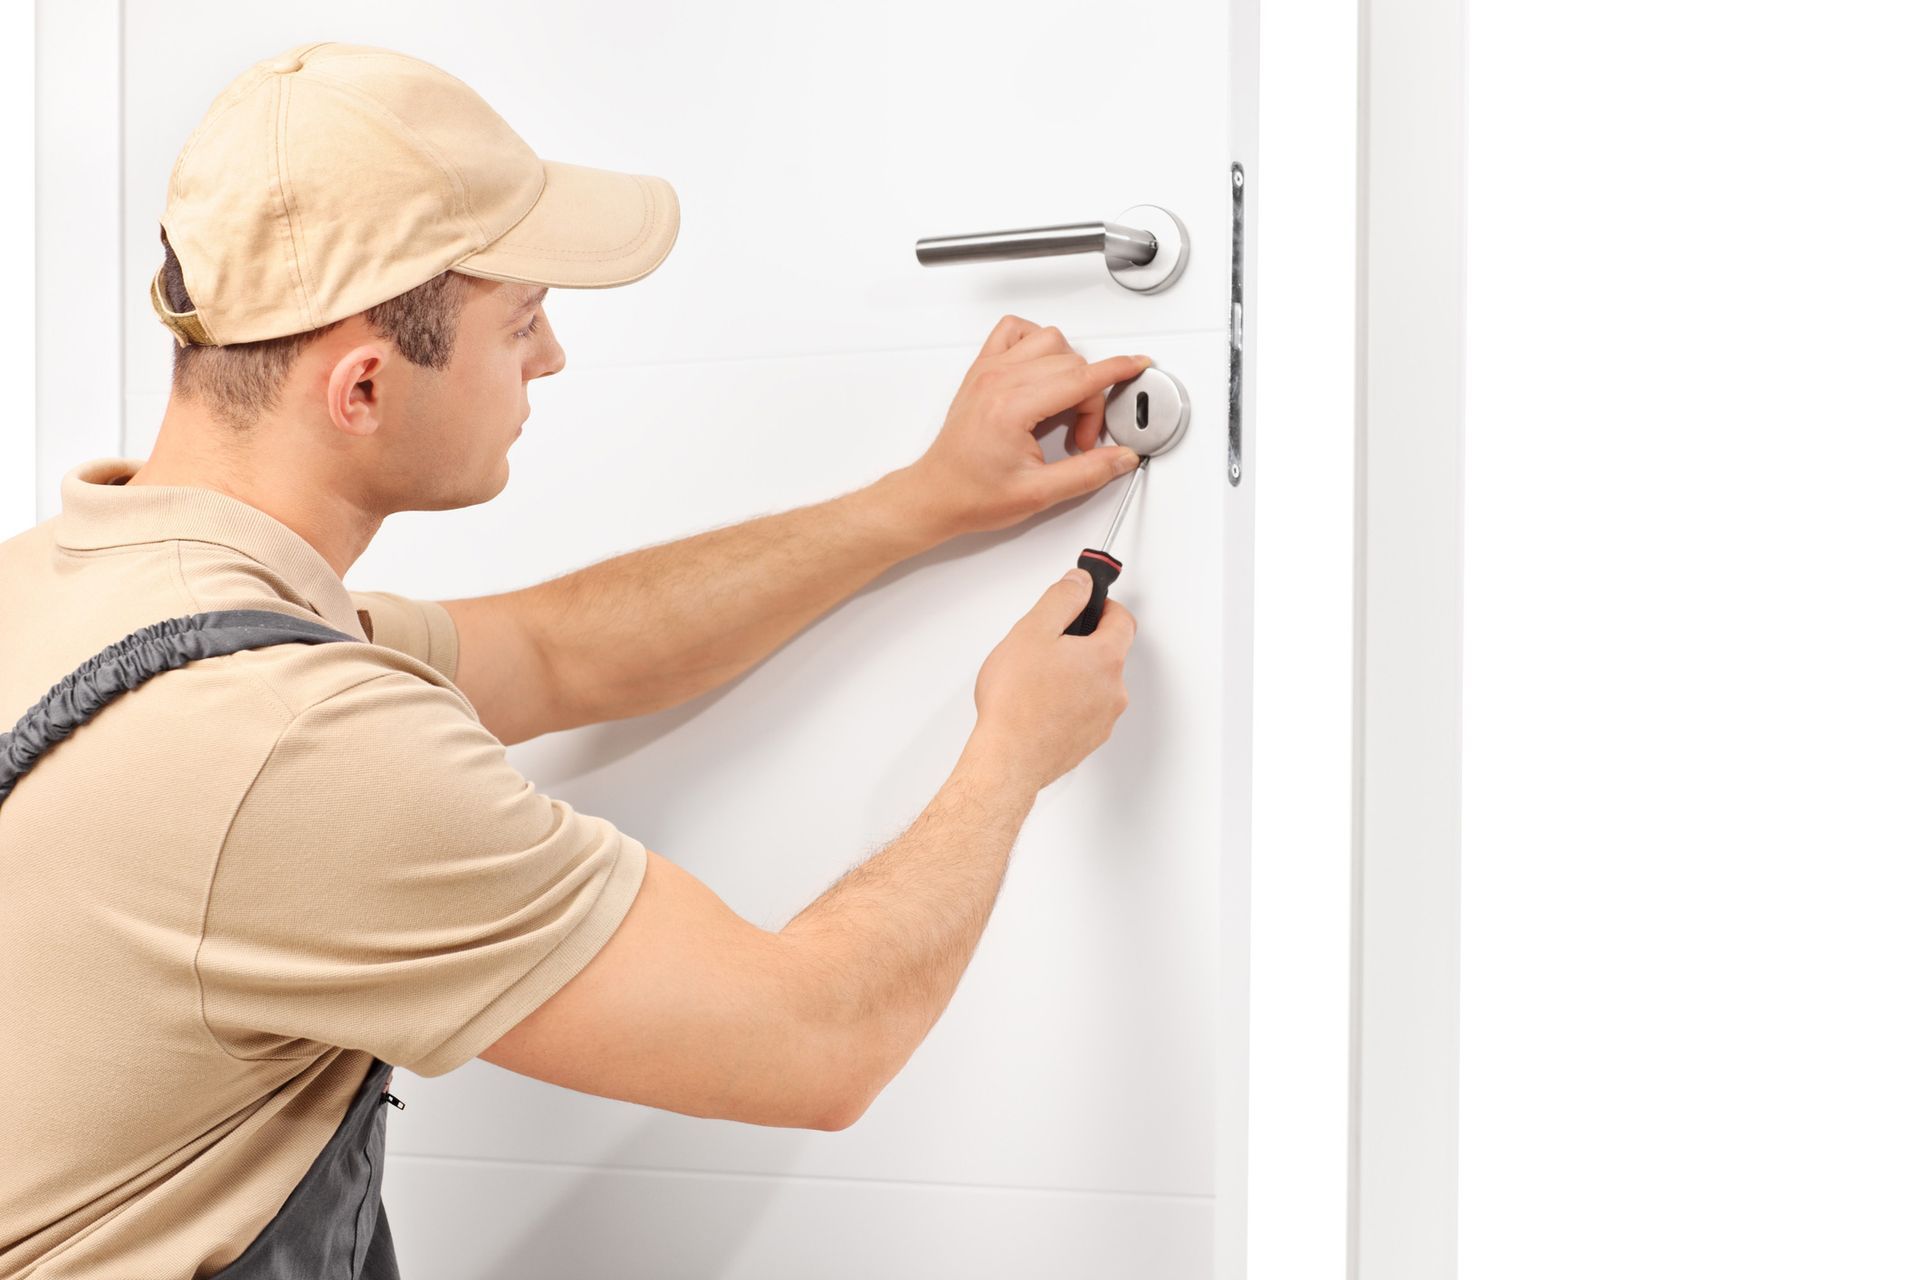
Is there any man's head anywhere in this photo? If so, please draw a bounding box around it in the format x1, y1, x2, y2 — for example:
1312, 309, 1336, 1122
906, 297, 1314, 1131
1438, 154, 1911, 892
137, 42, 674, 534
154, 225, 565, 515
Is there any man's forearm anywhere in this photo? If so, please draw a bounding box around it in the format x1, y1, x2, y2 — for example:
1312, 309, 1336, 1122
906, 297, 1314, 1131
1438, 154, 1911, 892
522, 465, 951, 726
776, 731, 1041, 1116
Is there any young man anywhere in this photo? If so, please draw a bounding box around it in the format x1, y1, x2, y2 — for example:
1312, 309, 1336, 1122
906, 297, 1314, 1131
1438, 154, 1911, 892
0, 41, 1143, 1278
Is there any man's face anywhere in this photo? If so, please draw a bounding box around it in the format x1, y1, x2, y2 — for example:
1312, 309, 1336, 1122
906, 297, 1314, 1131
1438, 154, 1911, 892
370, 276, 566, 511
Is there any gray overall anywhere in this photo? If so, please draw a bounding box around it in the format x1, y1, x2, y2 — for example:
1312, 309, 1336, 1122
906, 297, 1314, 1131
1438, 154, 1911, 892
0, 609, 406, 1278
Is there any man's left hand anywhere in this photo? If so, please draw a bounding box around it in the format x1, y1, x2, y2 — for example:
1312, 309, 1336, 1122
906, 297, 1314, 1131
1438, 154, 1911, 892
896, 315, 1151, 541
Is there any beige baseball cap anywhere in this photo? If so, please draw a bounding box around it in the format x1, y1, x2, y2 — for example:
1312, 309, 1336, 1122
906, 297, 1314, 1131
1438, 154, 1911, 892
150, 40, 680, 348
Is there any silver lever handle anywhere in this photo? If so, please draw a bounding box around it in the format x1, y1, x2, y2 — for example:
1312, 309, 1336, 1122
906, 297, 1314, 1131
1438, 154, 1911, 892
914, 203, 1189, 294
916, 221, 1158, 269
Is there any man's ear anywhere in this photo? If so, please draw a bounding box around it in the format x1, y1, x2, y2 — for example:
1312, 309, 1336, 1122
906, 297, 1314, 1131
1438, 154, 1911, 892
325, 344, 390, 438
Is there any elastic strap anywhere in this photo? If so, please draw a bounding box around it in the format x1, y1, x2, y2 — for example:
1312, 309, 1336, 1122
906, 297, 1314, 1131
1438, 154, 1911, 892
150, 266, 215, 347
0, 609, 359, 804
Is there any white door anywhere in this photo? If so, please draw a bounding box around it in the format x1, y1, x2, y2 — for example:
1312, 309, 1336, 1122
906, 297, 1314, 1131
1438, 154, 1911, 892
117, 4, 1254, 1275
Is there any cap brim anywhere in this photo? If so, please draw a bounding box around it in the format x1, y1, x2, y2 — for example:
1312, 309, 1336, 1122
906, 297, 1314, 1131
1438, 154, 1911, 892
451, 159, 679, 289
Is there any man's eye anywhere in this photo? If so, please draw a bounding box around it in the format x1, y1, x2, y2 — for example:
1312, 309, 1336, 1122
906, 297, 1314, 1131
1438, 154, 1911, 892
515, 315, 542, 339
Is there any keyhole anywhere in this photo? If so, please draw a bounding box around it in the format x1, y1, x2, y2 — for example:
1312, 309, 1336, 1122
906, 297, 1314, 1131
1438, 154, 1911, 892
1135, 391, 1150, 430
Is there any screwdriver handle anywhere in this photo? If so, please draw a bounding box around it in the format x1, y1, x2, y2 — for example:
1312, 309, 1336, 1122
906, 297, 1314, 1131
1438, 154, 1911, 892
1063, 549, 1123, 636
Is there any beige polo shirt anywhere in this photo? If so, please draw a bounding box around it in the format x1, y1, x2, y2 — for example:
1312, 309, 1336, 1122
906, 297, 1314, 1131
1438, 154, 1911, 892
0, 457, 648, 1277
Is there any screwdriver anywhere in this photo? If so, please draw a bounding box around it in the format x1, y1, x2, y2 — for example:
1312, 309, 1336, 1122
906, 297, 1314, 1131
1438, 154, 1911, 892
1063, 453, 1149, 636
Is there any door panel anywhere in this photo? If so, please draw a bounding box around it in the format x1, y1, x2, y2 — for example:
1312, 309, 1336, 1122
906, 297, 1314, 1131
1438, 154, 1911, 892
345, 333, 1225, 1201
123, 4, 1243, 1274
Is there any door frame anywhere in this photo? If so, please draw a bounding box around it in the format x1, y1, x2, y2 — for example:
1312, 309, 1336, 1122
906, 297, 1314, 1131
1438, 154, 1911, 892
1240, 0, 1465, 1276
1, 0, 31, 532
1349, 0, 1467, 1274
31, 0, 125, 524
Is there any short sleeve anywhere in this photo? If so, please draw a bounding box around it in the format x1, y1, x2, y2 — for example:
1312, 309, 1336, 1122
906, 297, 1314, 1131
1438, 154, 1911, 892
348, 589, 461, 683
197, 673, 649, 1077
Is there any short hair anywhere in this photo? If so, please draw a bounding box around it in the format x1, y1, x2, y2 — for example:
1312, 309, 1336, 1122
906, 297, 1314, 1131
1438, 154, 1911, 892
156, 226, 475, 433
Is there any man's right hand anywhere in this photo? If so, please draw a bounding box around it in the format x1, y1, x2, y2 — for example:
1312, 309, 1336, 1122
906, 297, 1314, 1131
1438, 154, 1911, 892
970, 568, 1136, 792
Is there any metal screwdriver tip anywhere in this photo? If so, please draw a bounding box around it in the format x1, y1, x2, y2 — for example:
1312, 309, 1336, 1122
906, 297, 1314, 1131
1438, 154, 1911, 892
1100, 454, 1149, 553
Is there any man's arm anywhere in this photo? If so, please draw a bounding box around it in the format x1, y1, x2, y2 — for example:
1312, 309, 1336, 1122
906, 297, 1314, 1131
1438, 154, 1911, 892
440, 464, 950, 745
775, 729, 1040, 1120
440, 316, 1146, 745
479, 534, 1128, 1132
479, 725, 1041, 1129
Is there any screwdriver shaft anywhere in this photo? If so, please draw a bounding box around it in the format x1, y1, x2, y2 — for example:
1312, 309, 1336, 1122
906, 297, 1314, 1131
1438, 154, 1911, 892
1100, 454, 1149, 552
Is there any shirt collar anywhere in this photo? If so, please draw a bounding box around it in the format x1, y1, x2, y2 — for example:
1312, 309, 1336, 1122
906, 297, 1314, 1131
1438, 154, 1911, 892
53, 456, 366, 640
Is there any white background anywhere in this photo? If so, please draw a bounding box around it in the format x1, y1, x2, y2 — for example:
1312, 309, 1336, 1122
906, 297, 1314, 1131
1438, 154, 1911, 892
1460, 2, 1920, 1275
28, 0, 1911, 1275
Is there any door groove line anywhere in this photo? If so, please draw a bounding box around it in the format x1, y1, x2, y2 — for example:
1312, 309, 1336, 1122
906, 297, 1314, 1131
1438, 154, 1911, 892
389, 1151, 1214, 1203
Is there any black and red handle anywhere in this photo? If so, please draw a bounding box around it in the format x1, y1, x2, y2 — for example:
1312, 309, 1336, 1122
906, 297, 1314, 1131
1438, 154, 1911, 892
1063, 549, 1123, 636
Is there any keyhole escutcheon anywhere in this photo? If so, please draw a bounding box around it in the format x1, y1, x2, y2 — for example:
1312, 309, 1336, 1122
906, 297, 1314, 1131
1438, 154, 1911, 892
1103, 365, 1191, 459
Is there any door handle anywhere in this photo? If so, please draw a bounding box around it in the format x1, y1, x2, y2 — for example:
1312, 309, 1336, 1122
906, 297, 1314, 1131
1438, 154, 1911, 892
915, 203, 1189, 294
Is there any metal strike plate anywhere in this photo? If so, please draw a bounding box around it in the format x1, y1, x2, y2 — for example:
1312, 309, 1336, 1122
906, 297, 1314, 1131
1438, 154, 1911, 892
1104, 366, 1191, 457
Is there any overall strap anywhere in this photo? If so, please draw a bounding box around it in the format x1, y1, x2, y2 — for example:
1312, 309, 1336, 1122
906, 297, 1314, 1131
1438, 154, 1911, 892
0, 608, 362, 805
3, 607, 406, 1277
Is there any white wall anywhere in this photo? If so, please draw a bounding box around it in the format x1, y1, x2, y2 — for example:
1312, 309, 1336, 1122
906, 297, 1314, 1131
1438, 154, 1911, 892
2, 2, 30, 534
1461, 3, 1920, 1275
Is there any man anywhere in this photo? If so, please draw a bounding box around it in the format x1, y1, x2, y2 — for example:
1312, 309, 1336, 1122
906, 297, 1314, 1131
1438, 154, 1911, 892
0, 42, 1140, 1277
